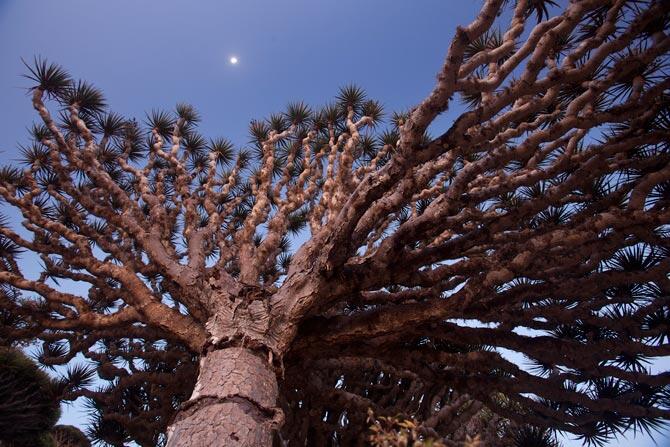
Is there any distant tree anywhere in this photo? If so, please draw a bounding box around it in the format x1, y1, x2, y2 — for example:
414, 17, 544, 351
367, 405, 561, 447
50, 425, 90, 447
0, 348, 60, 447
1, 0, 669, 446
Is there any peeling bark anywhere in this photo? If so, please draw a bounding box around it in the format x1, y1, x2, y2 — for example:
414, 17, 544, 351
166, 347, 280, 447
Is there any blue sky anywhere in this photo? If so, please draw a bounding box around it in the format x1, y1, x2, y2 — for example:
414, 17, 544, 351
0, 0, 475, 153
0, 1, 668, 446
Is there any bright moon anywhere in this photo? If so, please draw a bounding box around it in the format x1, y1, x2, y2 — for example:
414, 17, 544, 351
229, 56, 238, 65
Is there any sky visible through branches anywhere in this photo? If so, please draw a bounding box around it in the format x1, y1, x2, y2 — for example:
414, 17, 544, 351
0, 1, 668, 445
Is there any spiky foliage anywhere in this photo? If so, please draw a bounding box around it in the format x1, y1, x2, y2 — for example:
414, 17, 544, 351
82, 342, 196, 446
0, 348, 61, 446
2, 1, 670, 446
61, 81, 106, 116
22, 56, 71, 98
524, 0, 560, 23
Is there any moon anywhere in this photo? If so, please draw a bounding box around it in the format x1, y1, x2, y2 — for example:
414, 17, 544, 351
229, 56, 239, 65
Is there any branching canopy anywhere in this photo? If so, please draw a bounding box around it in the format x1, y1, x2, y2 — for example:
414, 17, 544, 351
1, 0, 669, 445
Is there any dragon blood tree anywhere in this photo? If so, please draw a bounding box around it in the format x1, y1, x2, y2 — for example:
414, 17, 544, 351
1, 0, 670, 445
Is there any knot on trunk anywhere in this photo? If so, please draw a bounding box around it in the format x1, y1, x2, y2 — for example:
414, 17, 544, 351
204, 286, 283, 372
239, 283, 271, 302
204, 285, 277, 357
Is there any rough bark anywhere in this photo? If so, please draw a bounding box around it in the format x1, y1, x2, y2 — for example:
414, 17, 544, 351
166, 347, 280, 447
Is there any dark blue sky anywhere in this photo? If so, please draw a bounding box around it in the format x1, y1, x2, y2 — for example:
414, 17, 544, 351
0, 1, 667, 445
0, 0, 477, 156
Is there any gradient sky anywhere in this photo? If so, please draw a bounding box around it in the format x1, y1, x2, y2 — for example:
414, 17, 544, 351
0, 1, 668, 446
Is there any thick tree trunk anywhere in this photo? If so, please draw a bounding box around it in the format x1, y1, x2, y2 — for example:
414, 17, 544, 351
166, 347, 279, 447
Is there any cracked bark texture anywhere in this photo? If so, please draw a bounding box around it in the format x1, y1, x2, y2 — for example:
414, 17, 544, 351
166, 347, 278, 447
